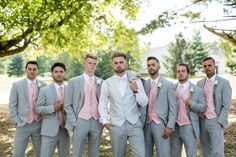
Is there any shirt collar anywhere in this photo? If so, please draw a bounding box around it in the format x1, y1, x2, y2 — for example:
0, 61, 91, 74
54, 83, 64, 91
151, 76, 160, 85
178, 81, 190, 89
115, 73, 128, 81
26, 78, 37, 85
207, 74, 216, 83
83, 72, 95, 82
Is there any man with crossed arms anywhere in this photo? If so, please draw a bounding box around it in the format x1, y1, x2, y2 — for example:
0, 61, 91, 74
65, 54, 103, 157
170, 63, 205, 157
99, 52, 148, 157
197, 57, 232, 157
9, 61, 46, 157
36, 62, 70, 157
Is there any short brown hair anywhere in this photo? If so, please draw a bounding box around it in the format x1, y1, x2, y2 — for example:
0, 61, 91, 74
111, 52, 127, 60
177, 63, 190, 74
84, 53, 98, 61
203, 57, 215, 64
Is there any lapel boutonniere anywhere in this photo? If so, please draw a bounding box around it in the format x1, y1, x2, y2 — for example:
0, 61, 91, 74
37, 82, 42, 88
96, 79, 102, 85
190, 86, 194, 97
157, 82, 162, 89
214, 80, 218, 86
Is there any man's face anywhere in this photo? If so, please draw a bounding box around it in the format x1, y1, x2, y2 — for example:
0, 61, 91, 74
147, 59, 160, 76
112, 56, 127, 74
84, 57, 97, 75
176, 65, 189, 82
203, 59, 216, 78
26, 64, 38, 80
52, 66, 65, 84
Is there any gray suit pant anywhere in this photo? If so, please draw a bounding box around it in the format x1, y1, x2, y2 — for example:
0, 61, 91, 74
40, 127, 70, 157
73, 118, 103, 157
170, 124, 197, 157
200, 117, 224, 157
144, 122, 170, 157
13, 121, 41, 157
109, 120, 145, 157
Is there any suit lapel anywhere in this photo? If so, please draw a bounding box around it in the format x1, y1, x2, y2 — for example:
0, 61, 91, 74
50, 83, 58, 101
156, 76, 163, 98
23, 78, 29, 99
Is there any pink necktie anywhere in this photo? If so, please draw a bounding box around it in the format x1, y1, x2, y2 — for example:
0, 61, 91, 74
204, 79, 217, 118
28, 82, 37, 123
58, 86, 65, 128
148, 81, 159, 123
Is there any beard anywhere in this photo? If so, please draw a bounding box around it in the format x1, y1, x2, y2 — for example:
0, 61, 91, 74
148, 68, 158, 76
114, 67, 126, 74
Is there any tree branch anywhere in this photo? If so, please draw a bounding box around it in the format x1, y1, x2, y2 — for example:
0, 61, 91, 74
204, 25, 236, 46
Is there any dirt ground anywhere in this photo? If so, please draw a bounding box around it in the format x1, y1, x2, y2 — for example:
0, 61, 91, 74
0, 100, 236, 157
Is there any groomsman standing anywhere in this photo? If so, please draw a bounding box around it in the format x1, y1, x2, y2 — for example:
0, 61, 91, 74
144, 56, 177, 157
170, 63, 205, 157
98, 52, 148, 157
9, 61, 46, 157
36, 62, 70, 157
197, 57, 232, 157
64, 54, 103, 157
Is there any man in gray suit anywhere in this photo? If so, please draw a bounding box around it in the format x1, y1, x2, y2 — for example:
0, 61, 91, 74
144, 56, 177, 157
98, 52, 148, 157
197, 57, 232, 157
36, 62, 70, 157
64, 54, 103, 157
170, 63, 206, 157
9, 61, 46, 157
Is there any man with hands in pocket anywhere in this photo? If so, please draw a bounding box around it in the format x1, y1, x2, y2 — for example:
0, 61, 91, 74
98, 52, 148, 157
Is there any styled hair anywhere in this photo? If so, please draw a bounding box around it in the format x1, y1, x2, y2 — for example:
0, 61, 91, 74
203, 57, 215, 64
177, 63, 190, 74
25, 61, 38, 69
111, 52, 127, 60
84, 53, 98, 61
51, 62, 66, 72
147, 56, 159, 63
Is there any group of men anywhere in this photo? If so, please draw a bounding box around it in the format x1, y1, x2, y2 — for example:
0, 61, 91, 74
9, 52, 232, 157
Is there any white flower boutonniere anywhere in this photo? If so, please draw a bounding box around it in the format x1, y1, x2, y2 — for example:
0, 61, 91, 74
96, 79, 102, 85
157, 82, 162, 88
190, 86, 194, 97
37, 82, 42, 88
214, 80, 218, 86
190, 86, 194, 93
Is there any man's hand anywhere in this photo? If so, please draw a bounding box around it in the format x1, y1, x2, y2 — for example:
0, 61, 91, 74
185, 97, 192, 109
54, 101, 63, 111
199, 112, 205, 118
162, 127, 172, 139
129, 80, 139, 93
104, 123, 113, 131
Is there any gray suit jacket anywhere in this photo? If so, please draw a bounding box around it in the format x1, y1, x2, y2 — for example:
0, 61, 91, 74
126, 70, 147, 127
197, 75, 232, 128
9, 78, 46, 127
144, 76, 177, 129
175, 82, 206, 138
64, 74, 103, 136
35, 83, 67, 137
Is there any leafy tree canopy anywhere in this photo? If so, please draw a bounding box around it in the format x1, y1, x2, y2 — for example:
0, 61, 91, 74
139, 0, 236, 46
0, 0, 143, 57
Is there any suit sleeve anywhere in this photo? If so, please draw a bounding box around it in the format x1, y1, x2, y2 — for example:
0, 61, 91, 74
166, 83, 177, 129
190, 87, 206, 113
64, 79, 77, 126
35, 88, 55, 115
218, 80, 232, 128
9, 83, 21, 125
